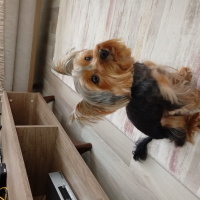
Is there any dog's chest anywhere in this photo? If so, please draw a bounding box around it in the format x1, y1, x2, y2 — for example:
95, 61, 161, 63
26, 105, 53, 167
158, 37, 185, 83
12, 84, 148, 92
130, 63, 162, 104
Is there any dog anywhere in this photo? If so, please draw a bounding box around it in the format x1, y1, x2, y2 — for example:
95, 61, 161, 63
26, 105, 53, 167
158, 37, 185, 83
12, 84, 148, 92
53, 39, 200, 161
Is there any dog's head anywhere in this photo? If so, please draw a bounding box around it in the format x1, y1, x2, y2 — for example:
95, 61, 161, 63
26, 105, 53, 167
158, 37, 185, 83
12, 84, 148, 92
53, 39, 134, 123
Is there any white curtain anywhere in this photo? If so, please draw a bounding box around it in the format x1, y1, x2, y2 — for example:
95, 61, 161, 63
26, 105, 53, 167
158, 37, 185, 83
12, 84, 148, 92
0, 0, 4, 92
4, 0, 36, 92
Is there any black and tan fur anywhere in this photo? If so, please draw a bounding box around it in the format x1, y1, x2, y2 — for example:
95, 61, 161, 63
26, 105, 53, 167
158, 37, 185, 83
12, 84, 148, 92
53, 39, 200, 161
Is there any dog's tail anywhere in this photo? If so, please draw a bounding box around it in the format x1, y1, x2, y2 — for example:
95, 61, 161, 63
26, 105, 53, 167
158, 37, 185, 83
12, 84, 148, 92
133, 115, 188, 161
133, 137, 153, 161
133, 124, 186, 162
133, 123, 185, 161
133, 114, 200, 162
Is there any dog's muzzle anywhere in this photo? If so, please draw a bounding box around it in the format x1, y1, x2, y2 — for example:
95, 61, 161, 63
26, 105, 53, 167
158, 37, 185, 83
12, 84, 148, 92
99, 49, 109, 60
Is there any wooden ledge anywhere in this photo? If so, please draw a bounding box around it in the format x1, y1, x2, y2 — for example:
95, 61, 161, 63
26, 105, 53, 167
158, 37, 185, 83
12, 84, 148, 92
43, 95, 92, 154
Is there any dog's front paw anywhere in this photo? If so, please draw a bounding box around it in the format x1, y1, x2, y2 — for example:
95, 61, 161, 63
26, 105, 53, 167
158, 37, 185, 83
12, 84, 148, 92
178, 67, 192, 82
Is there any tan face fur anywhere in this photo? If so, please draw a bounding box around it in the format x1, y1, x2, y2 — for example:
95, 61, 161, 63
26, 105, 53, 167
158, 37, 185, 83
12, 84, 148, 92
73, 39, 134, 96
54, 39, 135, 122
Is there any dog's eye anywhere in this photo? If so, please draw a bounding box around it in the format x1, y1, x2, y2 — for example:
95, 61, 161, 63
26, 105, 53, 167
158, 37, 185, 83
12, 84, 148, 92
85, 57, 92, 61
91, 75, 99, 85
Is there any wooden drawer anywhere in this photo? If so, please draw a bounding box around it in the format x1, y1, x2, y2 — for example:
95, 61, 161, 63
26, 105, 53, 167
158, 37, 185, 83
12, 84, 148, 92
1, 92, 108, 200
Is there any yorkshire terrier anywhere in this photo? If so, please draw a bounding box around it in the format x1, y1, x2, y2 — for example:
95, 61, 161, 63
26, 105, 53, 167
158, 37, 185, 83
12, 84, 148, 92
53, 39, 200, 161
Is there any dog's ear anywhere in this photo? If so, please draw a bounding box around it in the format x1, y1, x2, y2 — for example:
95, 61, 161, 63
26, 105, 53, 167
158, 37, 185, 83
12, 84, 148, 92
53, 50, 81, 75
70, 100, 113, 124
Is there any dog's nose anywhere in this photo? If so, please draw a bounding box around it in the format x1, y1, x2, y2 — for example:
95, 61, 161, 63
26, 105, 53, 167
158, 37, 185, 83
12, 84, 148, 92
99, 49, 109, 60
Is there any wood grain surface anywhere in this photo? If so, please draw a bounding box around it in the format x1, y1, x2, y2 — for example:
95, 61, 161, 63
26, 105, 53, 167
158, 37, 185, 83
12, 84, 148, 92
16, 125, 58, 196
1, 92, 33, 200
1, 91, 109, 200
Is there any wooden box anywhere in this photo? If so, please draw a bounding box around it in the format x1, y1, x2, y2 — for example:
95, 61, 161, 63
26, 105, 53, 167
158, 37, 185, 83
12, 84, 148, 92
1, 92, 108, 200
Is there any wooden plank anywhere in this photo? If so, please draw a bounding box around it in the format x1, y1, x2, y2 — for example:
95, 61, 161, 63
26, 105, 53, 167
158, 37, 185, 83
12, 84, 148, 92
130, 157, 199, 200
2, 91, 108, 199
35, 93, 109, 200
28, 0, 42, 92
16, 125, 58, 196
1, 92, 33, 200
80, 127, 166, 200
7, 92, 38, 125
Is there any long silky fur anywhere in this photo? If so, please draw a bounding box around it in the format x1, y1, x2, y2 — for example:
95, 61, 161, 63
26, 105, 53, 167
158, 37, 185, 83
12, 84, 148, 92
52, 39, 200, 162
127, 62, 200, 161
72, 65, 130, 121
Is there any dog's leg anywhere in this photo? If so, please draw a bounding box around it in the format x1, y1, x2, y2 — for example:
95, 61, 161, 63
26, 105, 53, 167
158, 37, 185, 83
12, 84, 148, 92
187, 112, 200, 142
176, 67, 192, 83
170, 67, 193, 85
169, 89, 200, 115
151, 69, 180, 104
161, 115, 188, 146
167, 67, 199, 115
161, 113, 200, 144
151, 65, 200, 115
144, 62, 192, 84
